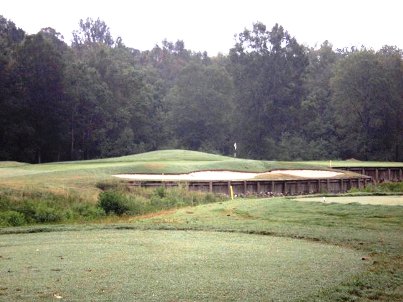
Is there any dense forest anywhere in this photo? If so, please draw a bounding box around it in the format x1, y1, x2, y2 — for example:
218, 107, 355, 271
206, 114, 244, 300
1, 16, 402, 163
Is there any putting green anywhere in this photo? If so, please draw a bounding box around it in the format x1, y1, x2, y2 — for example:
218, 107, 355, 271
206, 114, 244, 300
0, 230, 365, 301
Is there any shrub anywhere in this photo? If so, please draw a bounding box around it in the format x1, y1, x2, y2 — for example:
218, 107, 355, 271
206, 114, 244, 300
32, 205, 63, 223
0, 210, 26, 227
98, 191, 129, 215
72, 203, 105, 219
155, 187, 166, 198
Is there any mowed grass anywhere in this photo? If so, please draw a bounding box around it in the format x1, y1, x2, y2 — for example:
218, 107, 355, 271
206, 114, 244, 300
293, 160, 403, 168
129, 197, 403, 301
133, 198, 403, 252
1, 150, 402, 301
0, 197, 402, 301
0, 229, 365, 302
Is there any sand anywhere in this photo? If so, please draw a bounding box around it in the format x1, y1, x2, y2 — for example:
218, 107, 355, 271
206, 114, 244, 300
113, 170, 343, 181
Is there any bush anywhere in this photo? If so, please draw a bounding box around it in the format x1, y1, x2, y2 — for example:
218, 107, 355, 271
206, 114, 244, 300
32, 204, 64, 223
96, 186, 227, 217
0, 188, 108, 226
73, 203, 105, 219
155, 187, 166, 198
0, 210, 26, 227
98, 191, 129, 215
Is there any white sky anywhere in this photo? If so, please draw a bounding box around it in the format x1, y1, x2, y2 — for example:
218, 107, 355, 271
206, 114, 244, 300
2, 0, 402, 55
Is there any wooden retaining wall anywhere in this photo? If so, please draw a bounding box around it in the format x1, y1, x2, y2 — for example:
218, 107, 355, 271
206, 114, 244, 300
338, 167, 403, 183
127, 177, 371, 196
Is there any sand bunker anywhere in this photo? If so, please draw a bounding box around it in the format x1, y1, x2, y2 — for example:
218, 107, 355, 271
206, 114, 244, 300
114, 170, 343, 181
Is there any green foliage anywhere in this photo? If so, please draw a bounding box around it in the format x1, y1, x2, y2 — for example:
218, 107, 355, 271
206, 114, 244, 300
98, 191, 129, 215
331, 49, 403, 161
1, 14, 402, 162
0, 210, 26, 226
0, 188, 104, 226
155, 186, 166, 198
165, 63, 234, 153
97, 186, 226, 217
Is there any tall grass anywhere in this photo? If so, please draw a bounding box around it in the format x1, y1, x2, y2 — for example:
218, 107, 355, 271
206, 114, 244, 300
0, 188, 103, 227
0, 182, 226, 227
97, 183, 226, 216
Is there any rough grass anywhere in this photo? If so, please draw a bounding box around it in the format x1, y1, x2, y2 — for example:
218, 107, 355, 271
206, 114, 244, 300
0, 229, 365, 302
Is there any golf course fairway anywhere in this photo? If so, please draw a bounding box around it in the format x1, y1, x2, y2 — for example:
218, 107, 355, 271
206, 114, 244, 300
1, 229, 365, 301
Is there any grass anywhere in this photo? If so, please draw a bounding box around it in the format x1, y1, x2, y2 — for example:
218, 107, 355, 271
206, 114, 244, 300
294, 160, 403, 168
1, 150, 402, 301
1, 149, 389, 202
1, 197, 402, 301
128, 197, 403, 301
0, 229, 365, 302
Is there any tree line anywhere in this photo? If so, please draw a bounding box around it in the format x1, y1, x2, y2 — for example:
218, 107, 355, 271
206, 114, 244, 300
1, 16, 402, 163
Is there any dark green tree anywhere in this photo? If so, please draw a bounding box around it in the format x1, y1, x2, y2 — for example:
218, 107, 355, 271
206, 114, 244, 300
229, 23, 308, 159
0, 16, 26, 160
298, 41, 341, 159
165, 63, 234, 153
331, 48, 403, 160
13, 32, 67, 162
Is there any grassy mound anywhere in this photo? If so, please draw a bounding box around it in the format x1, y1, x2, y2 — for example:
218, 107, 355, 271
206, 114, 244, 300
0, 149, 324, 201
0, 161, 29, 168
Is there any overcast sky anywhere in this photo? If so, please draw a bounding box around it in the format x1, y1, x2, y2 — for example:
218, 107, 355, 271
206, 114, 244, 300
2, 0, 402, 55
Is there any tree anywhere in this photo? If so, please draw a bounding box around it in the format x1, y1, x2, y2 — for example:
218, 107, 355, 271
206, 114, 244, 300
72, 18, 115, 47
331, 48, 403, 160
0, 16, 26, 160
12, 32, 67, 162
377, 46, 403, 161
299, 41, 341, 159
229, 23, 308, 158
165, 63, 234, 153
63, 61, 112, 159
